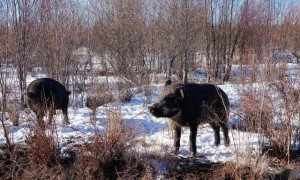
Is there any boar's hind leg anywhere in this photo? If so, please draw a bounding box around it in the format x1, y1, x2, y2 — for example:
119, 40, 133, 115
189, 125, 198, 156
172, 125, 181, 155
62, 107, 70, 125
48, 109, 55, 125
209, 122, 221, 146
35, 110, 45, 128
220, 122, 230, 146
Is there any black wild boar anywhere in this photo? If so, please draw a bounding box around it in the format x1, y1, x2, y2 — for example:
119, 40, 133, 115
148, 80, 230, 156
24, 78, 71, 126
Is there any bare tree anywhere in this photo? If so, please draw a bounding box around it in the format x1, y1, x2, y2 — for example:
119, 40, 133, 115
91, 0, 149, 85
34, 0, 85, 85
0, 0, 13, 147
202, 0, 241, 83
154, 0, 203, 82
10, 0, 37, 104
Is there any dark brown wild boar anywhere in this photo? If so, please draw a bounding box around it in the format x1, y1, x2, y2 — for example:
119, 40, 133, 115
24, 78, 71, 126
148, 80, 230, 156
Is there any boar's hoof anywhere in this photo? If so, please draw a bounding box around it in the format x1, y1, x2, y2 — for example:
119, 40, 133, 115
63, 120, 70, 125
171, 148, 179, 155
214, 142, 220, 146
188, 152, 197, 157
225, 140, 230, 147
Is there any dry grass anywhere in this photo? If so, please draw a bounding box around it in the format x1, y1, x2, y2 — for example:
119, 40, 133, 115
86, 83, 115, 109
73, 106, 144, 179
26, 127, 59, 167
0, 105, 145, 179
235, 62, 300, 163
237, 88, 274, 134
86, 92, 115, 109
213, 161, 270, 180
7, 98, 22, 126
1, 61, 300, 179
116, 82, 135, 103
0, 145, 28, 179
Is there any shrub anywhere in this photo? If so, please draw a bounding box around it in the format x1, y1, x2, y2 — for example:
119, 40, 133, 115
116, 81, 135, 103
117, 89, 134, 103
74, 106, 143, 179
0, 145, 29, 179
1, 105, 147, 179
86, 82, 116, 110
26, 127, 59, 167
7, 99, 22, 126
239, 89, 274, 133
86, 92, 115, 110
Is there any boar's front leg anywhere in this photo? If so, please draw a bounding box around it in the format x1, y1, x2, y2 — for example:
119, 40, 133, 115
172, 125, 181, 155
209, 122, 221, 146
220, 122, 230, 146
189, 124, 198, 156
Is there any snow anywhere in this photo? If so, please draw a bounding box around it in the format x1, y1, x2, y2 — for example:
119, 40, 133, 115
0, 72, 265, 164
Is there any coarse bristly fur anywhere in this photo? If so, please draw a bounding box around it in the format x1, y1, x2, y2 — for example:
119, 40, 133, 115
149, 80, 230, 156
24, 78, 71, 126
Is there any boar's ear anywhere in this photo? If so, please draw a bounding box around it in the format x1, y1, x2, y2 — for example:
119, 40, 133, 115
66, 91, 71, 95
165, 79, 172, 87
175, 87, 185, 99
26, 92, 37, 98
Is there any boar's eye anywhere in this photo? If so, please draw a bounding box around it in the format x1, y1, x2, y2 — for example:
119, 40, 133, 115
164, 97, 173, 103
164, 96, 181, 105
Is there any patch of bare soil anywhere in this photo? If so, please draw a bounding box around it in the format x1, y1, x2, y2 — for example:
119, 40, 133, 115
167, 156, 272, 180
0, 144, 293, 179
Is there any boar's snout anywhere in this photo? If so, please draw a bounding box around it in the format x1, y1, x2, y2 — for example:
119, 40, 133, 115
148, 104, 162, 117
148, 105, 156, 114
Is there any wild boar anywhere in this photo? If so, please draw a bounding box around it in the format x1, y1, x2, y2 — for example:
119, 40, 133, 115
148, 80, 230, 156
24, 78, 71, 126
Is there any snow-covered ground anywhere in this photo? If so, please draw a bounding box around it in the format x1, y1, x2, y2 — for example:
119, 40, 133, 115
0, 72, 265, 164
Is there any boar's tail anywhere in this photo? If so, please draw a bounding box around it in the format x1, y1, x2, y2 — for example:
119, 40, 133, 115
66, 91, 71, 95
26, 92, 37, 98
